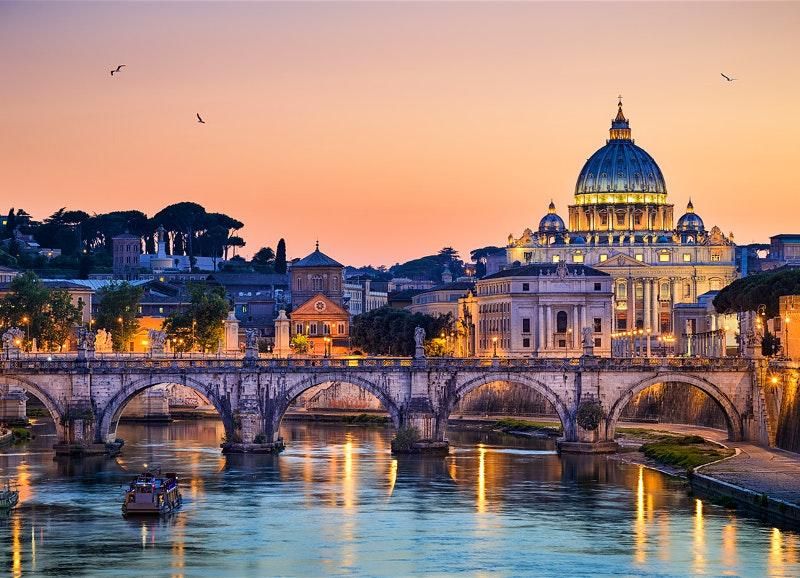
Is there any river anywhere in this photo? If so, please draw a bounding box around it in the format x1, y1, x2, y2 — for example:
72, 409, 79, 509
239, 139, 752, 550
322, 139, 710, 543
1, 418, 799, 577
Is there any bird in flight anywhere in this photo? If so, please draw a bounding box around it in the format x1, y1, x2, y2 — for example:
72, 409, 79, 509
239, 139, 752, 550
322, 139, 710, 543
110, 64, 126, 76
196, 113, 205, 124
720, 73, 737, 82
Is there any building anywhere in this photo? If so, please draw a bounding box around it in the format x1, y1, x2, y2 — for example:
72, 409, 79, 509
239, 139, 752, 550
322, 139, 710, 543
487, 100, 737, 339
670, 291, 737, 357
289, 244, 350, 355
343, 276, 388, 316
770, 235, 800, 266
112, 233, 142, 279
407, 282, 475, 318
0, 266, 19, 283
458, 262, 613, 358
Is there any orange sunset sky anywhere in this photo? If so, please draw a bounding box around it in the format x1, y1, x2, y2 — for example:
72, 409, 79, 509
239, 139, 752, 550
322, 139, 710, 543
1, 1, 799, 266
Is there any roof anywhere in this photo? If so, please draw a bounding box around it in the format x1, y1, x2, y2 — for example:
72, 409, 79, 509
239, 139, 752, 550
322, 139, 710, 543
0, 279, 94, 292
111, 233, 140, 240
46, 279, 151, 291
207, 273, 289, 287
482, 263, 610, 280
388, 289, 424, 301
416, 281, 475, 296
292, 246, 343, 268
770, 234, 800, 242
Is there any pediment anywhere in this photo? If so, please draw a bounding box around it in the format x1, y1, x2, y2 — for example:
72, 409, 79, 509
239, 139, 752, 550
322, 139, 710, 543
595, 252, 650, 269
291, 293, 348, 316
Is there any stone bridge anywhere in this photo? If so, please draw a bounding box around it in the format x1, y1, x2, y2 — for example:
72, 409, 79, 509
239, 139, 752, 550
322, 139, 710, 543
0, 355, 769, 455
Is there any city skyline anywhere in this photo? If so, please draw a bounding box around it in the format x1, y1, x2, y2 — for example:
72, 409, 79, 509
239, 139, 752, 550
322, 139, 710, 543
2, 2, 799, 266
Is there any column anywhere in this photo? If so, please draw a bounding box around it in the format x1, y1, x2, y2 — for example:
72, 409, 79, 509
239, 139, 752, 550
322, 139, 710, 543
537, 305, 545, 353
626, 278, 634, 332
572, 305, 580, 348
581, 304, 588, 333
651, 280, 661, 335
669, 277, 678, 333
546, 306, 554, 350
643, 277, 652, 334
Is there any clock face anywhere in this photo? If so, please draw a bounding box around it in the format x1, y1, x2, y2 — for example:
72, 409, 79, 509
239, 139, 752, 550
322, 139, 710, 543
314, 300, 326, 312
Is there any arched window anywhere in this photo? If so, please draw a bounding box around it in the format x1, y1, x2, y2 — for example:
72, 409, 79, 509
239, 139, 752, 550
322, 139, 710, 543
556, 311, 568, 333
296, 277, 302, 291
332, 276, 339, 291
311, 275, 323, 291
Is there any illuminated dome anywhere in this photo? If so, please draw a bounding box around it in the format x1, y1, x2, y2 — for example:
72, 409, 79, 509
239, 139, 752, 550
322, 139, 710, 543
538, 201, 566, 233
574, 100, 667, 205
676, 200, 705, 232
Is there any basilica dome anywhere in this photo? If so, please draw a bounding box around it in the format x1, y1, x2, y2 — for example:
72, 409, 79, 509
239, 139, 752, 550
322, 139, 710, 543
538, 201, 566, 233
676, 200, 705, 232
574, 101, 667, 200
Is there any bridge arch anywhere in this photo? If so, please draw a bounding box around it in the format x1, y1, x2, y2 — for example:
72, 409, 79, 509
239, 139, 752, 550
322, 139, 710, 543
97, 375, 236, 444
0, 374, 65, 427
268, 373, 402, 439
606, 372, 744, 441
450, 373, 572, 438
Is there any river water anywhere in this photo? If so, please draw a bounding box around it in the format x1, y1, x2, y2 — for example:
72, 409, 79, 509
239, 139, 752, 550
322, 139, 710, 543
1, 419, 799, 577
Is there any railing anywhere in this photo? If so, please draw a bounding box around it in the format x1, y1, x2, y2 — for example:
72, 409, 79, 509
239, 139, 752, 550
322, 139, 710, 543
0, 354, 754, 373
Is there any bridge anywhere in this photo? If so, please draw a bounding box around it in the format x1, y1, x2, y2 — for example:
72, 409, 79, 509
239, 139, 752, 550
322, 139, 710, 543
0, 353, 774, 456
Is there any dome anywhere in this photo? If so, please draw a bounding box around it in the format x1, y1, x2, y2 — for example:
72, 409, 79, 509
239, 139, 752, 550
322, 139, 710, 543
571, 235, 586, 244
657, 235, 671, 244
676, 200, 705, 232
538, 200, 566, 233
574, 100, 667, 200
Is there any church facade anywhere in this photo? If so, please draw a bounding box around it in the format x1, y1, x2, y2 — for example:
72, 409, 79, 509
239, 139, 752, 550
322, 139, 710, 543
486, 101, 737, 337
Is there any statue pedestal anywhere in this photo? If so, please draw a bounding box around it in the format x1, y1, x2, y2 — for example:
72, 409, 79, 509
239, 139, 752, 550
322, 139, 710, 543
273, 310, 290, 358
223, 311, 240, 353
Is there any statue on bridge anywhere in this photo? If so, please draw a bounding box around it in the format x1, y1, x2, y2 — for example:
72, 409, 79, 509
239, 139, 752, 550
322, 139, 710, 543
148, 330, 167, 355
244, 328, 259, 360
95, 329, 113, 353
582, 327, 594, 357
414, 326, 425, 359
2, 327, 24, 356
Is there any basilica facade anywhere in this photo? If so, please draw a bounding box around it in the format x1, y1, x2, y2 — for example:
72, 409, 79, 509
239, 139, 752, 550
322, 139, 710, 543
485, 101, 737, 337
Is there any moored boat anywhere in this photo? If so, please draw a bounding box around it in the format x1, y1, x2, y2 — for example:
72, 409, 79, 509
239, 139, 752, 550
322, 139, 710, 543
121, 469, 182, 516
0, 482, 19, 511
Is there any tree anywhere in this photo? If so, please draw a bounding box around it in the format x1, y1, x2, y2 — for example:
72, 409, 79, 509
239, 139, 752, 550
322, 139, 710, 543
95, 282, 144, 352
470, 246, 503, 278
290, 334, 309, 354
714, 267, 800, 318
252, 247, 275, 271
275, 238, 287, 274
3, 208, 16, 240
351, 307, 452, 355
0, 271, 83, 351
162, 284, 229, 352
152, 202, 206, 260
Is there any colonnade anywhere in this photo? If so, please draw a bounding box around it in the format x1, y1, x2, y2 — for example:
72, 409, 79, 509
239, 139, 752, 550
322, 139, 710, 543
536, 303, 588, 351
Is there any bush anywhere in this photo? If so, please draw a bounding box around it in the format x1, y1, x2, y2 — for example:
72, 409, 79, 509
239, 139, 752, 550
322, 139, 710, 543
391, 426, 420, 451
253, 433, 267, 444
494, 418, 562, 434
11, 427, 32, 441
576, 400, 605, 431
641, 435, 734, 471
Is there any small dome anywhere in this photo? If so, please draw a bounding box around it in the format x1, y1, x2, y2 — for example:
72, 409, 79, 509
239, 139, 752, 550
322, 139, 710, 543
657, 235, 671, 244
676, 199, 705, 232
571, 235, 586, 244
538, 200, 566, 233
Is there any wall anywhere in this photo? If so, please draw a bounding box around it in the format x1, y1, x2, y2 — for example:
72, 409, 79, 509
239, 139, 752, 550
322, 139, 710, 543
619, 382, 727, 429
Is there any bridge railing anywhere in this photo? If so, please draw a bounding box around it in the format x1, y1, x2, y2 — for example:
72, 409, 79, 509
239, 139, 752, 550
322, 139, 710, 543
0, 355, 753, 372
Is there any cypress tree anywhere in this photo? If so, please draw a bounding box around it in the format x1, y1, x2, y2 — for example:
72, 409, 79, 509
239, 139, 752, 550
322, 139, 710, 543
275, 238, 287, 274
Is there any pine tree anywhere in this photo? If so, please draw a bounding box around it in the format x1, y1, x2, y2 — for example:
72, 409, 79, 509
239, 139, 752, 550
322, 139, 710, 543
4, 208, 15, 239
275, 238, 287, 274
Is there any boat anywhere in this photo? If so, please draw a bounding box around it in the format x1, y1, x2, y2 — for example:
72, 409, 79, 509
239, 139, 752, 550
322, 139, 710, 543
0, 482, 19, 511
121, 469, 182, 516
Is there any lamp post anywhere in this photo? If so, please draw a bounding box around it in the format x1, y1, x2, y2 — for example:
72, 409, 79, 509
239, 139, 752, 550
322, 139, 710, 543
492, 336, 498, 358
646, 328, 651, 358
117, 316, 124, 352
21, 316, 29, 350
323, 336, 331, 358
566, 327, 572, 356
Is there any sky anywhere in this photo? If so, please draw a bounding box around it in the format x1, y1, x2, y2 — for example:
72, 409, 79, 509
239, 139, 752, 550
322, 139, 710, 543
1, 1, 799, 267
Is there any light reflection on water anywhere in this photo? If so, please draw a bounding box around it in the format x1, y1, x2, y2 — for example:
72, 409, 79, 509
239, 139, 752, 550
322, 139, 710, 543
0, 419, 799, 577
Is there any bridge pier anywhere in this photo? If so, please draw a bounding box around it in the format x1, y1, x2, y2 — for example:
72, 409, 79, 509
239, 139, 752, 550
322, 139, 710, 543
392, 397, 449, 454
53, 400, 117, 457
222, 399, 284, 454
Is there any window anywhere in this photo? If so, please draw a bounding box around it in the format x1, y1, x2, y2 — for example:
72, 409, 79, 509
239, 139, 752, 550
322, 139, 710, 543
158, 306, 164, 314
684, 282, 691, 298
332, 276, 340, 291
593, 318, 602, 333
310, 323, 318, 335
522, 318, 531, 333
523, 252, 532, 263
616, 213, 625, 225
599, 254, 608, 262
594, 282, 602, 291
552, 255, 560, 263
658, 252, 670, 262
556, 311, 568, 333
311, 275, 324, 291
323, 323, 330, 335
242, 305, 248, 314
522, 283, 530, 292
296, 278, 302, 291
295, 323, 303, 334
635, 254, 644, 262
660, 282, 670, 299
337, 322, 345, 335
573, 254, 584, 263
558, 339, 566, 348
523, 338, 531, 348
683, 253, 691, 262
711, 253, 721, 262
594, 338, 602, 347
617, 284, 627, 299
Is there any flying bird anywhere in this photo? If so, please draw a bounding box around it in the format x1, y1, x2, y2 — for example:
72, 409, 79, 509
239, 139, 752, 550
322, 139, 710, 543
720, 73, 737, 82
196, 113, 205, 124
110, 64, 126, 76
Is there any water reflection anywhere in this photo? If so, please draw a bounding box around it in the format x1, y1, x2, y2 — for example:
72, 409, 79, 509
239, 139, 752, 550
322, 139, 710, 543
1, 420, 799, 576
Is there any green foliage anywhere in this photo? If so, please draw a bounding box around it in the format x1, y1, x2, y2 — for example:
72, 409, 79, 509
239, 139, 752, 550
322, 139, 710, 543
342, 413, 391, 425
470, 246, 503, 277
253, 433, 268, 444
713, 267, 800, 318
640, 435, 734, 471
389, 246, 465, 282
95, 282, 144, 352
494, 418, 562, 434
576, 399, 605, 431
252, 246, 275, 271
0, 271, 83, 351
762, 330, 781, 357
163, 284, 229, 352
11, 427, 32, 442
275, 238, 287, 274
391, 426, 420, 451
290, 333, 310, 354
424, 337, 448, 357
351, 307, 452, 356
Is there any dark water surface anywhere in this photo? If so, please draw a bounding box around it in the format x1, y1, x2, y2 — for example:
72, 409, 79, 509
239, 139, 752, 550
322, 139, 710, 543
1, 419, 799, 577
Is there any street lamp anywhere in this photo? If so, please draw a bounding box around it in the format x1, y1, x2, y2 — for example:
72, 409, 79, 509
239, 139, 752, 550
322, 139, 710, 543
21, 316, 29, 350
323, 336, 331, 358
117, 316, 124, 353
492, 336, 498, 358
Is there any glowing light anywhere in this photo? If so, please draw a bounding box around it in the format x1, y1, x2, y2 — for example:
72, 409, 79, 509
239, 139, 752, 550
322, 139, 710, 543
769, 527, 784, 575
634, 465, 646, 564
388, 458, 397, 496
477, 443, 486, 514
11, 515, 21, 578
694, 499, 705, 573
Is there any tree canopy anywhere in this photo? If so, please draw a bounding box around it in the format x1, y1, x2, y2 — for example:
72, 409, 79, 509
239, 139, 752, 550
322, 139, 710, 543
713, 267, 800, 318
162, 284, 229, 352
350, 307, 452, 356
95, 282, 144, 352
